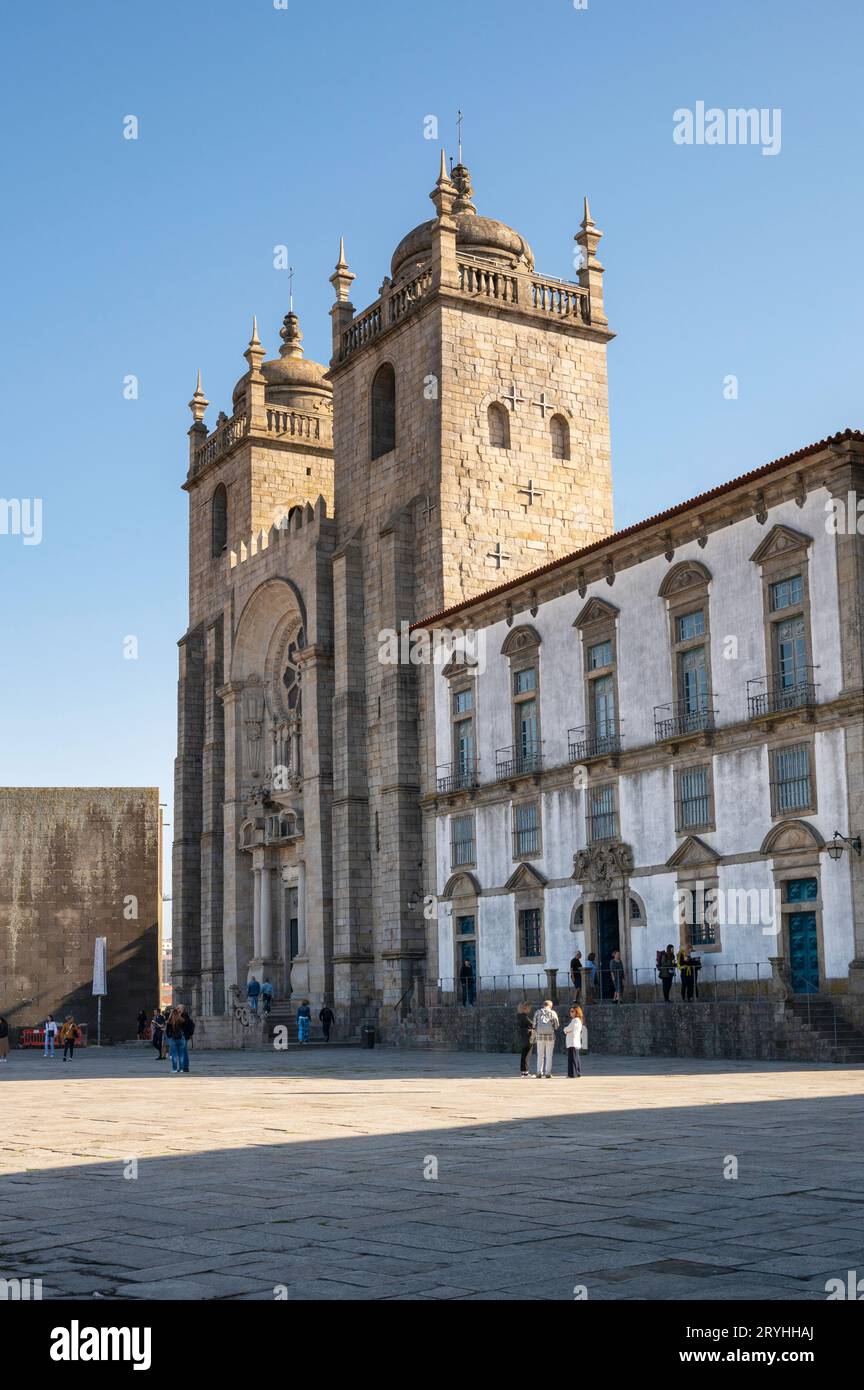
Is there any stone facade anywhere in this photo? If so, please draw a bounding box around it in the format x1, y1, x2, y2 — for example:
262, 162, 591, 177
174, 161, 614, 1030
419, 433, 864, 1004
0, 788, 161, 1041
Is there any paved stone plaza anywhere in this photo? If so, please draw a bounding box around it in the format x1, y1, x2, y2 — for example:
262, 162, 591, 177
2, 1047, 863, 1301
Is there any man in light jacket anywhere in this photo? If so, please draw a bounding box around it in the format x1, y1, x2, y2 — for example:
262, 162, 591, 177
532, 999, 560, 1078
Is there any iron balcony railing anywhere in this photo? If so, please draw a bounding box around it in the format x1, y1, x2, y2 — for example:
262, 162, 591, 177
496, 741, 543, 780
434, 962, 775, 1007
747, 669, 819, 718
568, 724, 622, 762
436, 760, 479, 794
654, 696, 716, 742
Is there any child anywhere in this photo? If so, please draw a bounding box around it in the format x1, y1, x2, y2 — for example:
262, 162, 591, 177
564, 1005, 585, 1078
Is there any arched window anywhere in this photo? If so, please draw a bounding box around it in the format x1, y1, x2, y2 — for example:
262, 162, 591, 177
211, 483, 228, 557
550, 414, 570, 460
371, 363, 396, 459
488, 402, 510, 449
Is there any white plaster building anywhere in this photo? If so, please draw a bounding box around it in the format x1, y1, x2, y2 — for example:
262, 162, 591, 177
418, 432, 864, 1001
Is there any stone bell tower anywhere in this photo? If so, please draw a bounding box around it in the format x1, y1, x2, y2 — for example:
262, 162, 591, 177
325, 155, 615, 1023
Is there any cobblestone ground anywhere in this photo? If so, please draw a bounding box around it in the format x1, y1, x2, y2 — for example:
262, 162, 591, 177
1, 1046, 863, 1301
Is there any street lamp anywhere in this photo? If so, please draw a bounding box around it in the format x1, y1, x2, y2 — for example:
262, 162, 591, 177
826, 831, 862, 862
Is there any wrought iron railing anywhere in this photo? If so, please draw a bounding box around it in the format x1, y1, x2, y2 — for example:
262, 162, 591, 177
496, 741, 543, 780
569, 724, 622, 762
436, 761, 478, 794
747, 669, 819, 718
654, 697, 716, 741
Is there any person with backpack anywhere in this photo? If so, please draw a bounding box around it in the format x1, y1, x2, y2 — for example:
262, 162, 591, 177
60, 1017, 81, 1061
43, 1015, 59, 1057
532, 999, 560, 1078
564, 1005, 586, 1077
319, 1005, 335, 1042
515, 1001, 534, 1077
657, 945, 677, 1002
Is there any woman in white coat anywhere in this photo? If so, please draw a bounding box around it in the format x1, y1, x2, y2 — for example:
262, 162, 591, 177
564, 1005, 586, 1078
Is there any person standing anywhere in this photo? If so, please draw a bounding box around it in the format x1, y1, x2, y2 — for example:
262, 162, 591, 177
515, 1002, 534, 1077
60, 1017, 80, 1061
564, 1005, 585, 1077
570, 951, 583, 1001
585, 953, 598, 1002
610, 949, 625, 1004
658, 945, 677, 1002
319, 1005, 335, 1042
532, 999, 560, 1078
0, 1016, 9, 1062
163, 1008, 187, 1074
247, 976, 261, 1015
136, 1009, 148, 1040
459, 957, 476, 1007
43, 1015, 59, 1058
151, 1009, 166, 1060
179, 1005, 195, 1073
297, 1000, 311, 1045
261, 978, 274, 1016
678, 945, 696, 1002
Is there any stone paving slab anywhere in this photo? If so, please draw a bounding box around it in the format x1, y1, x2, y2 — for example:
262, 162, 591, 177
1, 1046, 863, 1301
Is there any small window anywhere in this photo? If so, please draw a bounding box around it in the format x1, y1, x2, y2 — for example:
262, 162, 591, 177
550, 414, 570, 461
686, 887, 717, 946
677, 765, 711, 831
519, 908, 543, 959
771, 743, 812, 814
371, 363, 396, 459
629, 899, 642, 921
770, 575, 804, 613
453, 688, 473, 715
211, 483, 228, 557
451, 815, 475, 869
587, 640, 612, 670
513, 800, 540, 857
676, 609, 705, 642
574, 903, 584, 927
513, 667, 537, 695
488, 403, 510, 449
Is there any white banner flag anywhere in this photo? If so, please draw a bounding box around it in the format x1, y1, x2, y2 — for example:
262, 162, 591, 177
92, 936, 108, 997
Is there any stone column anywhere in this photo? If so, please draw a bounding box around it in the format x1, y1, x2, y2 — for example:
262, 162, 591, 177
260, 866, 273, 960
297, 860, 307, 955
252, 868, 262, 960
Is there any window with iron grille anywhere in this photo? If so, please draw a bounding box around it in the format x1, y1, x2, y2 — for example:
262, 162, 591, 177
770, 575, 803, 613
676, 764, 712, 831
519, 907, 543, 959
513, 800, 540, 857
771, 743, 813, 814
686, 887, 717, 946
451, 814, 475, 868
588, 784, 617, 842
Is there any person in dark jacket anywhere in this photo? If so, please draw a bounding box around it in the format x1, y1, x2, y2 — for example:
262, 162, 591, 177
151, 1009, 166, 1060
319, 1005, 335, 1042
136, 1009, 148, 1039
570, 952, 583, 1001
178, 1006, 195, 1071
459, 957, 476, 1006
678, 945, 697, 1002
0, 1016, 9, 1062
515, 1002, 534, 1077
658, 945, 677, 1002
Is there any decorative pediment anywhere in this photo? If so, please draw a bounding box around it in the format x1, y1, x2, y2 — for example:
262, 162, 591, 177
666, 835, 721, 869
441, 652, 478, 681
573, 842, 634, 887
658, 560, 712, 599
442, 872, 481, 900
750, 524, 812, 566
505, 862, 547, 892
573, 596, 619, 630
501, 624, 541, 657
760, 820, 825, 856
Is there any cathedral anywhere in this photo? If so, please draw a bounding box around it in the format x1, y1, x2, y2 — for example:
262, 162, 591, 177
172, 156, 617, 1034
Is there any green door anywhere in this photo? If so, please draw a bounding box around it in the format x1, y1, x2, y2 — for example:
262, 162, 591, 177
787, 879, 819, 994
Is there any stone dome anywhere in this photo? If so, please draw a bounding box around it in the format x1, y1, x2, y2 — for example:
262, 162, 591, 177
233, 311, 332, 412
391, 163, 534, 282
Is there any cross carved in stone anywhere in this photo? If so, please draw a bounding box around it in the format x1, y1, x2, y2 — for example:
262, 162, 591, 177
487, 542, 511, 570
532, 392, 554, 418
518, 479, 545, 506
502, 384, 526, 411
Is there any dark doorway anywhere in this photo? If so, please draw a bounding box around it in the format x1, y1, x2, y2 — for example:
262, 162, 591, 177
596, 899, 620, 1000
456, 921, 477, 1005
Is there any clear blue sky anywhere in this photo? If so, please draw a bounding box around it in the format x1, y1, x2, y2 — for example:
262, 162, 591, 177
1, 0, 861, 937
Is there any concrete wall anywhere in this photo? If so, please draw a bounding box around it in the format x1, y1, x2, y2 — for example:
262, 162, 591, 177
0, 788, 161, 1042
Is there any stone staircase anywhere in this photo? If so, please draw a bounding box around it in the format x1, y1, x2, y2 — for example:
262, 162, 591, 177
261, 1004, 361, 1048
786, 998, 864, 1064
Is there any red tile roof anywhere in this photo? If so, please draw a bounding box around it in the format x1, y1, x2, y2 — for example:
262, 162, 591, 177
412, 428, 863, 630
